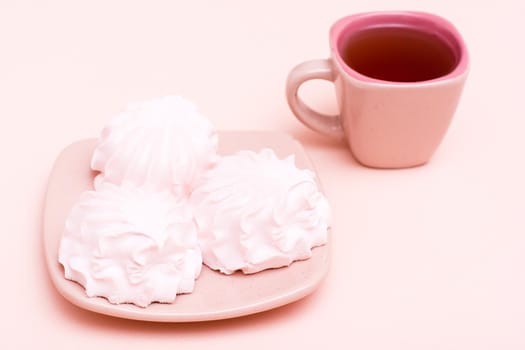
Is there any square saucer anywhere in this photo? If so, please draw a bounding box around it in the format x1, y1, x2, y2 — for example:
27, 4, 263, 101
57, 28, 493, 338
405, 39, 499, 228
43, 131, 330, 322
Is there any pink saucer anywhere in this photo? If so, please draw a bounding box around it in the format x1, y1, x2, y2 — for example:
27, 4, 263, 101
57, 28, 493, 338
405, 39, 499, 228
43, 131, 330, 322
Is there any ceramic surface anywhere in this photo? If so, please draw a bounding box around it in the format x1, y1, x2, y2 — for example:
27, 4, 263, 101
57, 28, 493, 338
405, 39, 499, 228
286, 11, 469, 168
43, 131, 330, 322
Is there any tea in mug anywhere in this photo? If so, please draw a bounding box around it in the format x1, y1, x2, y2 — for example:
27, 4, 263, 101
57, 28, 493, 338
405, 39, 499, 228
341, 25, 458, 82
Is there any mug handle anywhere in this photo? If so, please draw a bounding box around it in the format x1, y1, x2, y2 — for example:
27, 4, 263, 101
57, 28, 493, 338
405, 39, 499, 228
286, 58, 344, 138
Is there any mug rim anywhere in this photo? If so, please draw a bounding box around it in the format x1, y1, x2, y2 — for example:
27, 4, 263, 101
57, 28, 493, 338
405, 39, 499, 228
329, 11, 470, 85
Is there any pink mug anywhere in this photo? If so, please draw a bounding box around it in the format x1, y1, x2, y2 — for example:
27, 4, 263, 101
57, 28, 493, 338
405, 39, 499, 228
286, 11, 469, 168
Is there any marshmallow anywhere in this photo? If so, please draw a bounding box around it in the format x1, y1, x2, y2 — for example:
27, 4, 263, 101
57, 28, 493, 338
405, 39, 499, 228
59, 182, 202, 307
91, 96, 218, 197
191, 149, 330, 274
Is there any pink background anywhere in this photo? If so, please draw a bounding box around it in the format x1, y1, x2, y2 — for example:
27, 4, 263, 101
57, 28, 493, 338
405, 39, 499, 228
1, 0, 524, 348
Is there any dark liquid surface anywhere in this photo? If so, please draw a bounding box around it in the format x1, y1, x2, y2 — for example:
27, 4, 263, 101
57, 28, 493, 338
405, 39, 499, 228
341, 25, 457, 82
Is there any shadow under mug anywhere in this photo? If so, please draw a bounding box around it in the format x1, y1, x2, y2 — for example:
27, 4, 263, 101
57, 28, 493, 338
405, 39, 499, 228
286, 11, 469, 168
